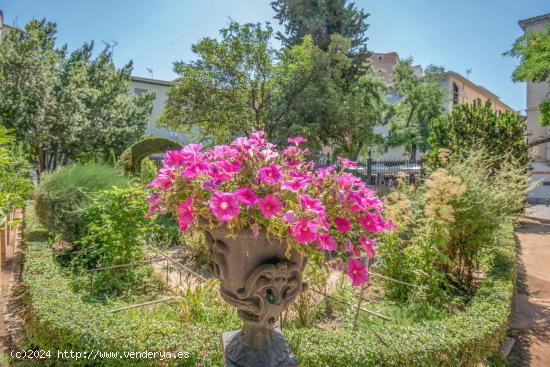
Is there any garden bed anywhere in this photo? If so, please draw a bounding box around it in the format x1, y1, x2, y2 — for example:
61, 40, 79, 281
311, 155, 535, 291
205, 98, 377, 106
20, 203, 515, 366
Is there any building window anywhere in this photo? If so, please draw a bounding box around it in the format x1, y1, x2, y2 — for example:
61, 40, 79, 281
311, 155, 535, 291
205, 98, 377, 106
134, 88, 148, 95
452, 82, 459, 105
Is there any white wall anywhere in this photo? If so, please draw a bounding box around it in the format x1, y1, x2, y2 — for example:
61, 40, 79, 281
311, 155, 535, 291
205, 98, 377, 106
522, 18, 550, 202
130, 78, 191, 145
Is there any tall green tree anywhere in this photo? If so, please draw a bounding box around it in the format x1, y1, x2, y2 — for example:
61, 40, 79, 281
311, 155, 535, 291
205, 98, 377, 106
387, 59, 446, 160
271, 0, 370, 73
0, 19, 154, 174
271, 35, 390, 157
160, 23, 389, 156
159, 22, 275, 144
427, 101, 528, 169
506, 23, 550, 127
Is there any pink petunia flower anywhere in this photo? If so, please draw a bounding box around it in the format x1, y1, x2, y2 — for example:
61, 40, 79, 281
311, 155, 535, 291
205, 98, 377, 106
209, 192, 240, 222
334, 217, 351, 232
282, 211, 297, 224
317, 232, 337, 251
315, 165, 336, 179
335, 173, 362, 189
292, 218, 318, 244
162, 150, 188, 168
147, 168, 174, 190
288, 136, 307, 146
182, 161, 209, 178
281, 177, 309, 192
258, 164, 282, 184
235, 187, 258, 206
386, 219, 397, 232
178, 217, 189, 233
217, 159, 241, 174
358, 212, 385, 233
177, 197, 194, 225
359, 236, 376, 258
258, 194, 283, 218
299, 194, 325, 215
337, 156, 358, 169
347, 258, 369, 286
203, 179, 223, 191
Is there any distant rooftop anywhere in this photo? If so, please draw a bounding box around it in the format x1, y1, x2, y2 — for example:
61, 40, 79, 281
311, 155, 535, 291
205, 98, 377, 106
519, 13, 550, 30
443, 71, 517, 112
130, 75, 171, 87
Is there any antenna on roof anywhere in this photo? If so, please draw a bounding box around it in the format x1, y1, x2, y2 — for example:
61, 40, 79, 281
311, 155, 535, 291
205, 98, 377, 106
146, 68, 154, 79
466, 68, 472, 79
100, 39, 119, 55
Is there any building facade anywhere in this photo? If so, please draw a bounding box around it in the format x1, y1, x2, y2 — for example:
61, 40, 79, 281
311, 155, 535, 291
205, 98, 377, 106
129, 76, 190, 146
519, 13, 550, 203
442, 72, 515, 113
370, 52, 516, 160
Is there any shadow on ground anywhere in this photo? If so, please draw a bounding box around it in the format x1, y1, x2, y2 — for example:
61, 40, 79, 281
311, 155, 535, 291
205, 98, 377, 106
508, 218, 550, 367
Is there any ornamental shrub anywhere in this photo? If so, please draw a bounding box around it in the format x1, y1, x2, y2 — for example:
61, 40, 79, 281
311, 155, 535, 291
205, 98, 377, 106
34, 163, 128, 241
0, 125, 32, 222
72, 186, 152, 294
426, 101, 528, 170
147, 131, 395, 286
380, 149, 527, 300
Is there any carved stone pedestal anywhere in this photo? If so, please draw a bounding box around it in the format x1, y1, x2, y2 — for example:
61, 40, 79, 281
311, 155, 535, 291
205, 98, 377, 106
222, 327, 298, 367
204, 227, 305, 367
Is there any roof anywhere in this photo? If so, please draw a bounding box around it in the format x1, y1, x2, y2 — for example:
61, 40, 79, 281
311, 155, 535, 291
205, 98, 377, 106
442, 71, 517, 112
519, 13, 550, 30
130, 75, 171, 87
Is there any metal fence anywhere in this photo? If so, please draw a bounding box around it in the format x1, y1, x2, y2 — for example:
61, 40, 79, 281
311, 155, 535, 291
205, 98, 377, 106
316, 154, 423, 192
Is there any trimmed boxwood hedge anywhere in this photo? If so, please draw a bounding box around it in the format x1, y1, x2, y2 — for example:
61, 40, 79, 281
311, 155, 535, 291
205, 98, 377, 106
22, 203, 515, 366
118, 137, 182, 174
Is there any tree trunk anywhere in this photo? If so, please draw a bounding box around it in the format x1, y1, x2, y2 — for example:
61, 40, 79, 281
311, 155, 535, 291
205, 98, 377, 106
410, 142, 417, 161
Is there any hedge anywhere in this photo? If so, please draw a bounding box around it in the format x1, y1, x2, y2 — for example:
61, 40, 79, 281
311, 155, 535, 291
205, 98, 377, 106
118, 137, 182, 174
21, 203, 515, 366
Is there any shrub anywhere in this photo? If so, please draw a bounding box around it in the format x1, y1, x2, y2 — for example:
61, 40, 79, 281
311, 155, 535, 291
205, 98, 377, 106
34, 163, 128, 241
72, 186, 152, 294
0, 125, 32, 221
426, 101, 528, 169
381, 149, 527, 300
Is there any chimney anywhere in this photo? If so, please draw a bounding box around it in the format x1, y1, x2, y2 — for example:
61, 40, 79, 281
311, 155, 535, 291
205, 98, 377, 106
0, 10, 4, 29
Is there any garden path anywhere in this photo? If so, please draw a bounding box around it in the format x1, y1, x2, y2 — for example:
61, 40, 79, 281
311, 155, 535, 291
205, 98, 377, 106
0, 210, 26, 358
508, 206, 550, 367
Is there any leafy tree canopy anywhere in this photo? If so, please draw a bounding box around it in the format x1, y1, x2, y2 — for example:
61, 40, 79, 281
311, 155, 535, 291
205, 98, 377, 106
159, 22, 390, 158
271, 34, 390, 157
505, 23, 550, 126
271, 0, 370, 75
159, 22, 275, 145
386, 59, 446, 160
0, 19, 154, 174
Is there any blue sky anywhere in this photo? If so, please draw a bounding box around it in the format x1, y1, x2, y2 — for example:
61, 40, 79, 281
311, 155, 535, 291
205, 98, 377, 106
1, 0, 548, 112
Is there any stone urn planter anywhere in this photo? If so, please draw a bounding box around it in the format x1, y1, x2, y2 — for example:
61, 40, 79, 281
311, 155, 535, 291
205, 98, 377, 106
204, 227, 306, 367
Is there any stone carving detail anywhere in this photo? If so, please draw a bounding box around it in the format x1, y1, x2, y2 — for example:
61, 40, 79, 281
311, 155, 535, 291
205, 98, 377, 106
204, 230, 304, 366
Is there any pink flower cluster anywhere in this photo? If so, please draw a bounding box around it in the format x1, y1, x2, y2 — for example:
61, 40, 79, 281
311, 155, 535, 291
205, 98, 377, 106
146, 131, 394, 286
